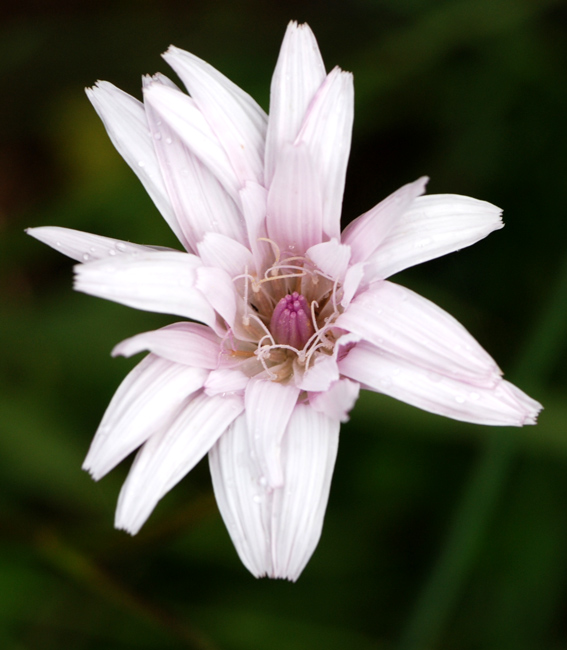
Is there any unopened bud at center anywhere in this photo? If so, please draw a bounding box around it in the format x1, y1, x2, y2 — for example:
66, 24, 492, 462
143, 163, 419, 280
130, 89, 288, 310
270, 292, 315, 350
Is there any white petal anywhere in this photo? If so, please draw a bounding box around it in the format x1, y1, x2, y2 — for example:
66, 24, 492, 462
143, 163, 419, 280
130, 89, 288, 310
197, 233, 253, 278
341, 177, 429, 263
309, 378, 360, 423
336, 281, 502, 386
365, 194, 504, 280
306, 239, 351, 282
266, 142, 323, 254
209, 413, 272, 577
112, 322, 221, 368
143, 75, 246, 252
143, 82, 242, 204
295, 355, 339, 392
116, 392, 243, 534
270, 404, 340, 580
163, 46, 267, 187
26, 226, 158, 263
239, 181, 271, 274
339, 341, 542, 426
205, 369, 250, 396
74, 250, 217, 328
196, 266, 237, 327
244, 378, 300, 488
295, 67, 354, 241
85, 82, 179, 239
341, 262, 365, 308
83, 355, 208, 480
264, 21, 326, 186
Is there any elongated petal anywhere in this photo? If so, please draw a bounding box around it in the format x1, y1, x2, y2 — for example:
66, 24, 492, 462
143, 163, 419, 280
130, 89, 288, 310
295, 355, 339, 392
143, 75, 246, 252
295, 67, 354, 241
245, 378, 300, 488
86, 82, 180, 239
26, 226, 158, 263
164, 46, 267, 186
116, 392, 243, 534
309, 378, 360, 423
112, 322, 222, 368
83, 355, 207, 480
337, 281, 502, 386
264, 21, 326, 185
196, 266, 237, 327
143, 82, 242, 204
205, 369, 250, 396
365, 194, 504, 280
197, 233, 253, 279
270, 405, 340, 580
240, 181, 271, 273
341, 177, 428, 263
209, 414, 271, 577
307, 239, 351, 282
74, 251, 217, 328
266, 142, 323, 254
339, 341, 542, 426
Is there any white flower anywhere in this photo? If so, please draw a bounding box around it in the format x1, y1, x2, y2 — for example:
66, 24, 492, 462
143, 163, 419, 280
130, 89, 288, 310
27, 21, 541, 581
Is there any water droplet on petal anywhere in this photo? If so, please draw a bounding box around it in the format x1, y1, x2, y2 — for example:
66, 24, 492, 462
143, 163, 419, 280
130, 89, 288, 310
154, 132, 162, 140
259, 476, 267, 487
116, 242, 127, 252
82, 253, 90, 261
165, 137, 172, 145
109, 249, 116, 256
253, 495, 262, 504
55, 241, 62, 247
469, 392, 480, 401
138, 161, 145, 167
455, 395, 466, 404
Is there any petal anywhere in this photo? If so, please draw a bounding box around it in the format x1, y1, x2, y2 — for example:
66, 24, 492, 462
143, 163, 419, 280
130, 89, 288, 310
204, 369, 250, 396
244, 378, 300, 488
341, 177, 429, 263
365, 194, 504, 280
197, 233, 253, 278
143, 75, 246, 252
143, 82, 242, 204
295, 67, 354, 241
336, 281, 502, 386
196, 266, 237, 327
116, 391, 244, 534
26, 226, 158, 263
163, 45, 267, 187
309, 378, 360, 423
341, 262, 365, 308
112, 322, 222, 368
208, 413, 271, 577
85, 82, 178, 239
339, 341, 542, 426
239, 181, 271, 274
266, 142, 324, 254
295, 354, 339, 392
83, 355, 208, 480
306, 239, 351, 282
74, 250, 217, 328
264, 21, 326, 186
270, 404, 340, 580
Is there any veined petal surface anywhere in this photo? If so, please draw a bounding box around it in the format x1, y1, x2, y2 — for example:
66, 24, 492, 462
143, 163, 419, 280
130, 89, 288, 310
340, 341, 542, 426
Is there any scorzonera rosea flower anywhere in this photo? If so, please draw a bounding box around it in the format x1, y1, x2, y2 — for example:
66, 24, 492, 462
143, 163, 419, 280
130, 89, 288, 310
27, 21, 541, 580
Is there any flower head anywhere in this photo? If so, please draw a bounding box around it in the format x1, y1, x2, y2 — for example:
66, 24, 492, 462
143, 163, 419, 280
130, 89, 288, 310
27, 21, 541, 580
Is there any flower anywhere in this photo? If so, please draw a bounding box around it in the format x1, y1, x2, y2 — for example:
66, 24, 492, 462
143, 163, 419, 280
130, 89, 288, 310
27, 21, 541, 581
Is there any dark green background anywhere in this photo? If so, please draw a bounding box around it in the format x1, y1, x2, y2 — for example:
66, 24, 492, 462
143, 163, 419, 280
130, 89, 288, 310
3, 1, 567, 648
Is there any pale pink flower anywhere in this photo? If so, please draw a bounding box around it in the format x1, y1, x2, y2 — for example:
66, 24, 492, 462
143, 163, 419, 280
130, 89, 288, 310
27, 22, 541, 580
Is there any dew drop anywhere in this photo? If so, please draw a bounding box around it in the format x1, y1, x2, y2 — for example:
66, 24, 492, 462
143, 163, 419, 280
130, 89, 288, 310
138, 160, 145, 167
55, 241, 62, 247
253, 495, 262, 504
380, 377, 392, 387
82, 253, 90, 261
154, 132, 162, 141
89, 246, 96, 253
109, 249, 116, 256
469, 392, 480, 401
165, 137, 173, 145
259, 476, 267, 487
116, 242, 127, 252
455, 395, 466, 404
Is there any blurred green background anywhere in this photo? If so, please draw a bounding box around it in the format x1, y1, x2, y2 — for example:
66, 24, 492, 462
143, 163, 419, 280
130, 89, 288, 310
2, 0, 567, 648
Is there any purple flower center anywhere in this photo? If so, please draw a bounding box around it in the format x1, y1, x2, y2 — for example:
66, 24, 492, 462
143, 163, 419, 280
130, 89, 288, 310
269, 291, 315, 350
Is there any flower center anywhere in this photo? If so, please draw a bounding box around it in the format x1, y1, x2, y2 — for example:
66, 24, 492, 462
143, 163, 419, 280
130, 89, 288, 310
269, 292, 315, 350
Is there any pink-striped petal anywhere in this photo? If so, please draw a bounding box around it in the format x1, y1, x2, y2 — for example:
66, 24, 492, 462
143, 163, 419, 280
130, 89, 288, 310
197, 233, 253, 279
337, 281, 502, 386
143, 82, 242, 204
266, 142, 323, 254
264, 21, 326, 186
115, 391, 244, 534
163, 45, 267, 187
365, 194, 504, 281
339, 341, 542, 426
309, 378, 360, 423
204, 369, 250, 396
341, 177, 429, 263
306, 239, 351, 282
244, 378, 300, 488
239, 181, 271, 274
295, 67, 354, 241
295, 355, 339, 392
26, 226, 158, 263
143, 75, 246, 253
83, 355, 208, 480
269, 405, 340, 580
196, 266, 237, 327
112, 322, 221, 368
74, 250, 217, 328
85, 82, 179, 239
